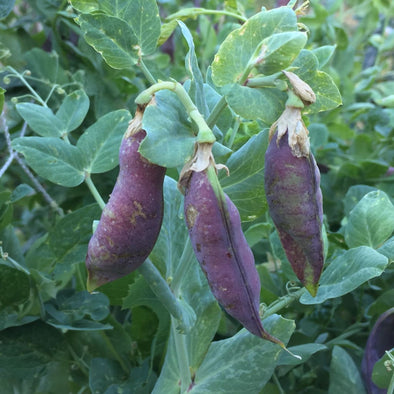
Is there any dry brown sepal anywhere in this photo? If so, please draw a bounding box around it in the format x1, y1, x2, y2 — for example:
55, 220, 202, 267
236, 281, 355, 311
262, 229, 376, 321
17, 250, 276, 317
178, 142, 228, 193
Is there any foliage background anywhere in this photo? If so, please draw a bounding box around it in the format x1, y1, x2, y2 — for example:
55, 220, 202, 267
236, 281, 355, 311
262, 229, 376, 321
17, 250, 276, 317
0, 0, 393, 393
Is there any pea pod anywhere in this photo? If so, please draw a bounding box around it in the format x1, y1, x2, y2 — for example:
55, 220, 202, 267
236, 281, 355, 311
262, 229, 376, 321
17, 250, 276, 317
86, 106, 166, 291
264, 130, 324, 296
184, 165, 284, 346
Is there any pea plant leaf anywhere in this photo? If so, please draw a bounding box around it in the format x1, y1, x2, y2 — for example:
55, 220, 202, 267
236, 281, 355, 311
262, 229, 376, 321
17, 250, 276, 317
56, 89, 90, 134
344, 190, 394, 249
139, 90, 196, 168
220, 129, 269, 222
11, 137, 86, 187
211, 7, 299, 86
76, 109, 131, 174
300, 246, 389, 305
328, 346, 367, 394
189, 315, 295, 394
76, 14, 140, 70
16, 103, 65, 138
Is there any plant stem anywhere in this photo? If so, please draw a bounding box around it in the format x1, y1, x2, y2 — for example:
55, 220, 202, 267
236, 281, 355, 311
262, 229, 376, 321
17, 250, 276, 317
263, 287, 306, 318
206, 95, 227, 129
84, 174, 106, 210
272, 372, 286, 394
6, 67, 48, 107
139, 59, 157, 85
138, 259, 186, 323
135, 81, 216, 143
171, 316, 192, 393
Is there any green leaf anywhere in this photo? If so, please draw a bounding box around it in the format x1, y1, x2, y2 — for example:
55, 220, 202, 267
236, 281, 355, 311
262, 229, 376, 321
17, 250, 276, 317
300, 246, 388, 305
77, 13, 139, 70
45, 290, 112, 331
278, 343, 328, 366
372, 349, 394, 389
343, 185, 378, 216
0, 321, 71, 392
212, 7, 298, 86
69, 0, 98, 13
223, 83, 286, 123
0, 0, 15, 20
10, 184, 36, 202
378, 237, 394, 262
0, 264, 30, 308
254, 31, 307, 75
291, 50, 342, 113
77, 109, 131, 173
11, 137, 86, 187
56, 89, 89, 134
220, 129, 269, 222
368, 289, 394, 317
328, 346, 367, 394
312, 45, 336, 68
345, 190, 394, 249
140, 90, 196, 167
16, 103, 65, 137
188, 315, 295, 393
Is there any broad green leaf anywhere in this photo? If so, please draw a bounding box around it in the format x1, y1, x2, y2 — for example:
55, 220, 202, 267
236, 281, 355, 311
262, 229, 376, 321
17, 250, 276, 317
223, 83, 286, 123
278, 343, 328, 366
77, 13, 139, 70
378, 237, 394, 262
345, 190, 394, 249
77, 109, 131, 173
0, 321, 71, 392
344, 185, 378, 216
10, 184, 35, 202
25, 204, 101, 298
89, 358, 157, 394
189, 315, 295, 394
45, 290, 112, 331
212, 7, 298, 86
16, 103, 65, 137
254, 31, 307, 75
69, 0, 98, 13
220, 129, 269, 221
140, 90, 196, 167
0, 0, 15, 20
368, 288, 394, 317
0, 264, 30, 308
116, 0, 160, 56
56, 89, 90, 134
328, 346, 367, 394
312, 45, 336, 68
300, 246, 388, 305
291, 50, 342, 113
11, 137, 86, 187
245, 223, 272, 247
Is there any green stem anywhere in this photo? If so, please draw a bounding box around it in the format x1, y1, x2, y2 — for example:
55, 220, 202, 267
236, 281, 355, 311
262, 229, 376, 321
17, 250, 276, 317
138, 259, 185, 322
263, 288, 306, 318
171, 316, 192, 393
7, 67, 47, 107
388, 371, 394, 394
272, 373, 286, 394
84, 175, 106, 210
226, 115, 241, 149
135, 81, 216, 143
139, 58, 157, 85
206, 95, 227, 129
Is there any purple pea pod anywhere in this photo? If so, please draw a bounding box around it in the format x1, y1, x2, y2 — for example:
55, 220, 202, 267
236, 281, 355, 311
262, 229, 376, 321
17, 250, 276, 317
264, 124, 324, 296
183, 164, 285, 347
86, 106, 166, 291
361, 308, 394, 394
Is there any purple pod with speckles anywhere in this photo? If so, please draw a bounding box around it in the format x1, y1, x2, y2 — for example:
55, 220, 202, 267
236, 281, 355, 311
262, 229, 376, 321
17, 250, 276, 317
86, 109, 166, 291
264, 130, 324, 296
361, 308, 394, 394
184, 167, 284, 346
